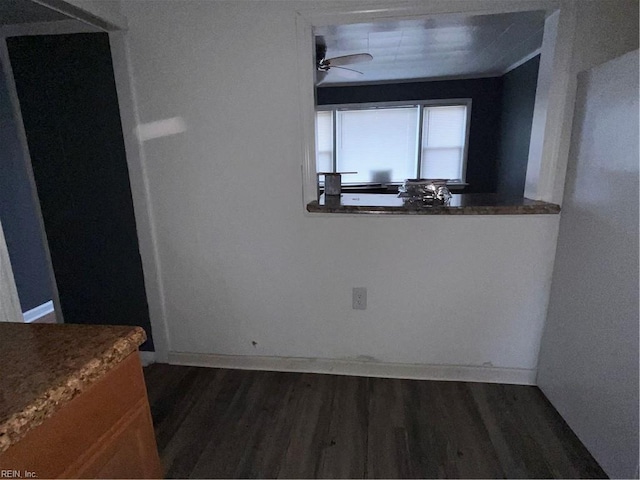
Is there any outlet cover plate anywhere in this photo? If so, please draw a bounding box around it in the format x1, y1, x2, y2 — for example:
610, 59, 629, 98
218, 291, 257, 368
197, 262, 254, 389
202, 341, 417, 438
352, 287, 367, 310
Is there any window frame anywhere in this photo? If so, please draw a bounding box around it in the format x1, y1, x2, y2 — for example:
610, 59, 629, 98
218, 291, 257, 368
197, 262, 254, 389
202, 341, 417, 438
316, 98, 472, 184
297, 2, 575, 209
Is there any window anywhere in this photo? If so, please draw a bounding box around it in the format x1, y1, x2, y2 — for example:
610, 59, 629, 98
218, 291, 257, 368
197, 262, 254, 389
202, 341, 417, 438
316, 101, 470, 184
421, 105, 468, 179
315, 110, 333, 173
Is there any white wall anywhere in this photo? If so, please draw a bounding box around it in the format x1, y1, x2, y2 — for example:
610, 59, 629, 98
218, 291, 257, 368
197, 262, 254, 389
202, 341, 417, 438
50, 0, 126, 29
116, 0, 563, 379
547, 0, 640, 204
571, 0, 639, 75
537, 49, 639, 479
123, 1, 558, 378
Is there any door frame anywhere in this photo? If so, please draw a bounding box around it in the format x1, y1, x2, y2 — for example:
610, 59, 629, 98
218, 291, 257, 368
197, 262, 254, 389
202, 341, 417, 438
0, 4, 170, 362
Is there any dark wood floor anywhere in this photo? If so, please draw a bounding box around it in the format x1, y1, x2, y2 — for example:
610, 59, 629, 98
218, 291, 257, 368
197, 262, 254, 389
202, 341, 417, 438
143, 364, 606, 479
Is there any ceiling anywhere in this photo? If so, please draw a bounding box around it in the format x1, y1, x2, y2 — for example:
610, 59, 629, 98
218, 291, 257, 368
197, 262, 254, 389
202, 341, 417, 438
315, 10, 546, 86
0, 0, 70, 26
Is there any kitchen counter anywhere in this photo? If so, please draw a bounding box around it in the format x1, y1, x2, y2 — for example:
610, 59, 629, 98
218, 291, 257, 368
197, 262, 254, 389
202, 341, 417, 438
307, 193, 561, 215
0, 323, 146, 454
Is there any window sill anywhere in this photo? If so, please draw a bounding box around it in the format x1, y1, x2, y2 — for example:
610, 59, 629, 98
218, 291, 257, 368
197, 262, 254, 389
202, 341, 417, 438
307, 193, 560, 215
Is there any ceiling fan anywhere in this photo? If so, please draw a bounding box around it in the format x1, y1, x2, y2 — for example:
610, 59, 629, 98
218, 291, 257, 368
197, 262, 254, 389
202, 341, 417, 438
315, 37, 373, 84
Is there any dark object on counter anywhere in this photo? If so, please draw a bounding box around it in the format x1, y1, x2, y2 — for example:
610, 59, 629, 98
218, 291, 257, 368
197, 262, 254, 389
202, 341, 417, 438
398, 178, 452, 206
324, 173, 342, 196
317, 172, 357, 200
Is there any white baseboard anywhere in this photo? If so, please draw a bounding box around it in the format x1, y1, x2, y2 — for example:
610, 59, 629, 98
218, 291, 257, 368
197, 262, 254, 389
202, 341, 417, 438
23, 300, 54, 323
168, 352, 537, 385
139, 351, 157, 367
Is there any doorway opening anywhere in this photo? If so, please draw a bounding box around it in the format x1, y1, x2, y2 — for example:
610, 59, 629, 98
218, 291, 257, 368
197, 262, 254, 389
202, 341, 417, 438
0, 2, 155, 351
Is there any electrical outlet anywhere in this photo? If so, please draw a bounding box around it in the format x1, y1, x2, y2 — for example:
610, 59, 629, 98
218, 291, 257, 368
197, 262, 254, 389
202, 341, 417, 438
352, 287, 367, 310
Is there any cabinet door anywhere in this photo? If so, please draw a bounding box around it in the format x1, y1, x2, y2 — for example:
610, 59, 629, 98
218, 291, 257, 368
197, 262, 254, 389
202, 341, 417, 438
75, 404, 163, 479
0, 353, 162, 479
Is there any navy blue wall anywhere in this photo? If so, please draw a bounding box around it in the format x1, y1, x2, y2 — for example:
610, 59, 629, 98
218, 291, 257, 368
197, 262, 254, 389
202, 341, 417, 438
0, 59, 52, 312
317, 77, 504, 193
497, 56, 540, 197
8, 33, 154, 350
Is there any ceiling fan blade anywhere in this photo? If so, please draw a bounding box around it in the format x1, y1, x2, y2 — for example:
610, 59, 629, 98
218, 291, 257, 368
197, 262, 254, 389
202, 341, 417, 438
325, 53, 373, 67
329, 65, 363, 79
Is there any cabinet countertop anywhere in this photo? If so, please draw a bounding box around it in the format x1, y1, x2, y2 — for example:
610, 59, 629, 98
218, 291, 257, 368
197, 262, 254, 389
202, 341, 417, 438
0, 323, 146, 453
307, 193, 561, 215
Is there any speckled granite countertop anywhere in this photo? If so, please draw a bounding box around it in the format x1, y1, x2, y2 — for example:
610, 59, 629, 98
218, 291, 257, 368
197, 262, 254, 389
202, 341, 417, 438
307, 193, 561, 215
0, 323, 146, 454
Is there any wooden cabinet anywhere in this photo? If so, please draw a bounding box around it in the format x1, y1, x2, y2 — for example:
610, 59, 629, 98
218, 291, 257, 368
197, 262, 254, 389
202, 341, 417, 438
0, 353, 163, 479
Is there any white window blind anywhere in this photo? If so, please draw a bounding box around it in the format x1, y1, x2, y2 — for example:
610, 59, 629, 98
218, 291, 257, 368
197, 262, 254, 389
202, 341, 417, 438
336, 107, 418, 184
315, 110, 333, 173
315, 102, 469, 183
421, 105, 467, 179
